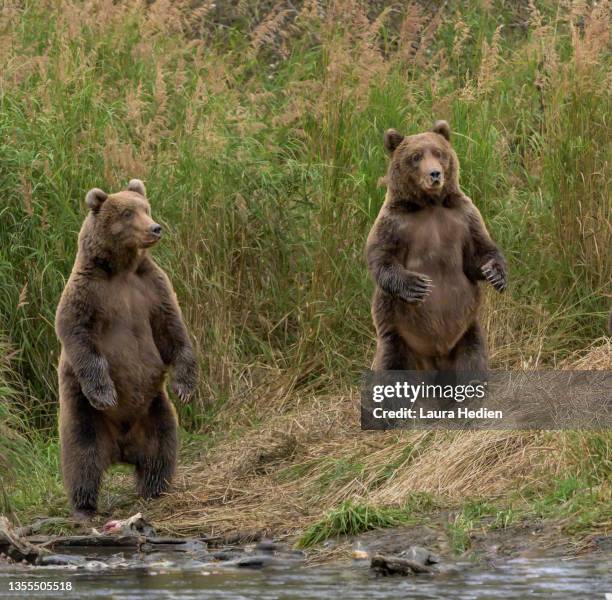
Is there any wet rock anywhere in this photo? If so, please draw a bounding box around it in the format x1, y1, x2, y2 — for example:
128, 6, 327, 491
144, 538, 208, 554
146, 560, 178, 570
83, 560, 110, 571
593, 536, 612, 553
254, 540, 304, 560
212, 549, 245, 561
234, 554, 278, 569
255, 540, 287, 553
371, 554, 434, 576
37, 554, 85, 567
398, 546, 440, 565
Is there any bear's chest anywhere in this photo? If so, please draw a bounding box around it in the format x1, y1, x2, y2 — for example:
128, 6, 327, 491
399, 206, 468, 267
97, 274, 156, 331
92, 272, 166, 410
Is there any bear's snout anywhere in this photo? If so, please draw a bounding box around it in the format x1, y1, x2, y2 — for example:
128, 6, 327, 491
149, 224, 163, 238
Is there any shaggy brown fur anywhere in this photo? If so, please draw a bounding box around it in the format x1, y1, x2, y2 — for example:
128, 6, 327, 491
56, 179, 197, 518
366, 121, 507, 372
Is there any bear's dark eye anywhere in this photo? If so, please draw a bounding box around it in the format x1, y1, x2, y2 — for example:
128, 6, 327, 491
431, 149, 441, 159
122, 209, 133, 219
410, 153, 422, 163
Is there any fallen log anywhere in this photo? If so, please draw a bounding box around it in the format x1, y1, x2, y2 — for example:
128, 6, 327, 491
33, 534, 208, 553
39, 535, 146, 549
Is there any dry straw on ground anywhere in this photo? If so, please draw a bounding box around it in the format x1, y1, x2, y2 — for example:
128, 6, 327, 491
145, 340, 611, 537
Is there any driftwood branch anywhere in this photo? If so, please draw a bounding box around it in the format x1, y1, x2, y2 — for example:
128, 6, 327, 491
39, 535, 147, 549
371, 554, 434, 576
0, 517, 47, 563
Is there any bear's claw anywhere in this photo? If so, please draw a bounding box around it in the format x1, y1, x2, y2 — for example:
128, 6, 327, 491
170, 353, 197, 403
400, 273, 433, 304
171, 365, 196, 403
171, 381, 193, 403
481, 259, 507, 292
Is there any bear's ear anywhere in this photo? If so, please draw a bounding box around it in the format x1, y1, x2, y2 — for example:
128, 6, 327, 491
384, 128, 404, 154
85, 188, 108, 211
432, 120, 451, 141
126, 179, 146, 197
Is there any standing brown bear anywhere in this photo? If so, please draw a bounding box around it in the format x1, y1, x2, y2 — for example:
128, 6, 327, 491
366, 121, 507, 372
56, 179, 197, 518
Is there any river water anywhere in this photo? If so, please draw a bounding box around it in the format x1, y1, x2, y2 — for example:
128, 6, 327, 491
0, 551, 610, 600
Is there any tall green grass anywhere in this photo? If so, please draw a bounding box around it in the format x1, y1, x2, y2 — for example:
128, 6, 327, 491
0, 0, 609, 440
0, 334, 63, 519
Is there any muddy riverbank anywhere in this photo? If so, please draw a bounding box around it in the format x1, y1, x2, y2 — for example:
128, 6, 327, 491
1, 520, 611, 600
2, 511, 610, 568
2, 511, 610, 599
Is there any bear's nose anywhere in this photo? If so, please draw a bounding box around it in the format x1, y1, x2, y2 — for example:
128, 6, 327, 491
430, 170, 441, 180
149, 224, 162, 237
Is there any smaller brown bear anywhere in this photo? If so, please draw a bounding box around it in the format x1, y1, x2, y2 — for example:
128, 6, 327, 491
56, 179, 197, 518
366, 121, 507, 372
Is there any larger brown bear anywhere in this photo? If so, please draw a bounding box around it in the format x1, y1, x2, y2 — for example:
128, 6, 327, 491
366, 121, 507, 372
56, 179, 197, 518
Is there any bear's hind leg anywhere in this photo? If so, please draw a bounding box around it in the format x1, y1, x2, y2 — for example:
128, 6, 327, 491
135, 391, 178, 499
372, 330, 417, 370
448, 322, 488, 381
59, 391, 113, 518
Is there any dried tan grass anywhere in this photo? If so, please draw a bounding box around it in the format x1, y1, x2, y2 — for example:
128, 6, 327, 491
250, 1, 291, 56
477, 25, 503, 93
559, 337, 612, 370
372, 432, 544, 504
571, 0, 611, 73
145, 341, 611, 538
452, 17, 470, 57
150, 391, 358, 535
398, 2, 424, 62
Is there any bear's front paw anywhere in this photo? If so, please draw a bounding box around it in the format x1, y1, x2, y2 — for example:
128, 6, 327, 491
171, 364, 197, 404
399, 273, 433, 304
481, 258, 507, 292
84, 381, 118, 410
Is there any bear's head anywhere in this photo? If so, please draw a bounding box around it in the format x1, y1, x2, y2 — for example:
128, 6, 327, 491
83, 179, 162, 252
384, 120, 459, 203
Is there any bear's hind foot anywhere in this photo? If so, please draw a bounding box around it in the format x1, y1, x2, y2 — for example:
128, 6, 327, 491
69, 484, 100, 519
72, 508, 96, 521
138, 481, 170, 500
136, 465, 172, 500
